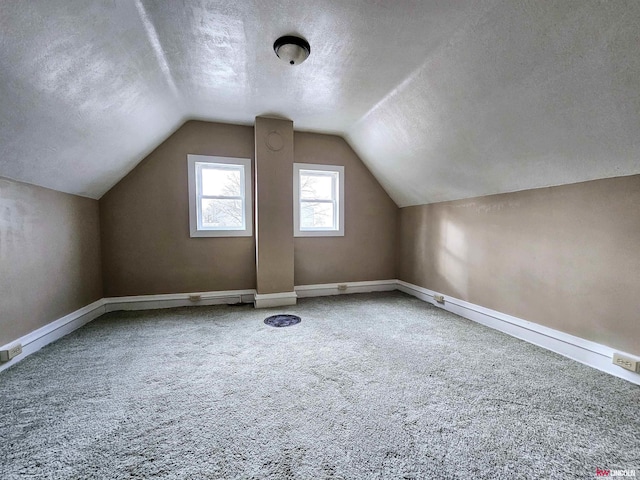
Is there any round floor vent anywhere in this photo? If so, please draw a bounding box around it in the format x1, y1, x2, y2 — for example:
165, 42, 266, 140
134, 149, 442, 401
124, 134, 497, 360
264, 314, 301, 327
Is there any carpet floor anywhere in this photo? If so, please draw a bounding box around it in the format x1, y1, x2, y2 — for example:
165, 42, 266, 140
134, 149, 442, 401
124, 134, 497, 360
0, 292, 638, 479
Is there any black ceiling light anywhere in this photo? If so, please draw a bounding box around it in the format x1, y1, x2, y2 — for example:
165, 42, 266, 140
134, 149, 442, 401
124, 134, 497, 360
273, 35, 310, 66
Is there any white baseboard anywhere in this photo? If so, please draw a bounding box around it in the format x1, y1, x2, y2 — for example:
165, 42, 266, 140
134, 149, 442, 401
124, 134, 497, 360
254, 291, 297, 308
0, 299, 106, 373
295, 279, 397, 298
0, 289, 257, 372
397, 280, 640, 385
4, 281, 638, 386
104, 289, 256, 312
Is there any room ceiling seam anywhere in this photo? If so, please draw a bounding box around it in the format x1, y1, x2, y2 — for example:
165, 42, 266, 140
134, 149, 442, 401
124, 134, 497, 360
134, 0, 182, 103
346, 0, 502, 137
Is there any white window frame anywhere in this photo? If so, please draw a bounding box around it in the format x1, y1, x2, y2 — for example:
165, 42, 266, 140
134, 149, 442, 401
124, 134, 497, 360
187, 155, 253, 238
294, 163, 344, 237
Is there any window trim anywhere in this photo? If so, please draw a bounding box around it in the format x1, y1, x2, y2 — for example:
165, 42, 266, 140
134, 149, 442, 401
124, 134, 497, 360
187, 155, 253, 238
293, 163, 345, 237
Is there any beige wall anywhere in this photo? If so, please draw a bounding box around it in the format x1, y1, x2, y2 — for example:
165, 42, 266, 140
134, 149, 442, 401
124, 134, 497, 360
101, 121, 399, 297
255, 117, 295, 294
294, 133, 398, 285
0, 177, 102, 346
100, 121, 256, 296
399, 175, 640, 356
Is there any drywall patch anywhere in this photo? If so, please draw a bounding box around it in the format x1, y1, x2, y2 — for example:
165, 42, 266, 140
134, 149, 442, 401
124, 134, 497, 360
265, 131, 284, 152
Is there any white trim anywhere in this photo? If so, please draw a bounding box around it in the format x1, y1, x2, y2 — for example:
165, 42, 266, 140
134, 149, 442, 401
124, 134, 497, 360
0, 290, 256, 372
397, 280, 640, 385
4, 281, 638, 386
0, 299, 106, 373
187, 155, 253, 238
254, 291, 298, 309
104, 289, 256, 312
295, 280, 397, 298
294, 163, 345, 237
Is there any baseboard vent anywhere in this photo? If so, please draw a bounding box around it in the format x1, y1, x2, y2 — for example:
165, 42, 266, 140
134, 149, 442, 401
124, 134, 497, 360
3, 281, 638, 386
295, 280, 397, 298
0, 299, 106, 374
104, 290, 255, 312
397, 280, 640, 386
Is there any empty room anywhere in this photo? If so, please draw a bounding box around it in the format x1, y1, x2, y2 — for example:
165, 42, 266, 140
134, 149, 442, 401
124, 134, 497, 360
1, 1, 639, 478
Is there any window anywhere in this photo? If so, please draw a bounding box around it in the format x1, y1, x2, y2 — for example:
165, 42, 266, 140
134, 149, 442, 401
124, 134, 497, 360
187, 155, 252, 237
294, 163, 344, 237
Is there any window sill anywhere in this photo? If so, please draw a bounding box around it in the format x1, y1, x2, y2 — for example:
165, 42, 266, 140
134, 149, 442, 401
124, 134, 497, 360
190, 229, 253, 238
294, 230, 344, 237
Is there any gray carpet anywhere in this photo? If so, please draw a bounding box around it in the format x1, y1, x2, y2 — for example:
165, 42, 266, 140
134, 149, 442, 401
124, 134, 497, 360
0, 292, 638, 479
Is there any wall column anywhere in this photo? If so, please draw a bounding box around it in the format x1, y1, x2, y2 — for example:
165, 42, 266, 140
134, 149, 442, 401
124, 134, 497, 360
254, 116, 296, 308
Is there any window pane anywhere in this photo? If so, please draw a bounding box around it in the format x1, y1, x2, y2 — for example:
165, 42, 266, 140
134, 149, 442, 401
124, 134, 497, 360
201, 166, 242, 197
300, 172, 335, 200
201, 198, 244, 228
300, 201, 335, 229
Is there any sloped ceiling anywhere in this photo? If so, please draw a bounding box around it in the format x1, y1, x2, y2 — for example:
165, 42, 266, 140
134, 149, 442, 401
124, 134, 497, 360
1, 1, 639, 205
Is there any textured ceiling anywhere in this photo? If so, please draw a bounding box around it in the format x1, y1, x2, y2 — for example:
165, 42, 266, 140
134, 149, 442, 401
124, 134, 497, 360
1, 1, 639, 204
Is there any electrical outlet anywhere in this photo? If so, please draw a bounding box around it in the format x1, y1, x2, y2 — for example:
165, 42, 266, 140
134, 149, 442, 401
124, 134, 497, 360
434, 294, 445, 304
612, 353, 639, 373
189, 294, 202, 302
0, 343, 22, 362
337, 284, 347, 291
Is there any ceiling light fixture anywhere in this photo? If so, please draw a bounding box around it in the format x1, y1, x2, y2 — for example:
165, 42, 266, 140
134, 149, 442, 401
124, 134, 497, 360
273, 35, 310, 66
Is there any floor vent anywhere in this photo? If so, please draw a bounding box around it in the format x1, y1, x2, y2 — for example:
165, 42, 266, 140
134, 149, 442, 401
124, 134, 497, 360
264, 314, 301, 327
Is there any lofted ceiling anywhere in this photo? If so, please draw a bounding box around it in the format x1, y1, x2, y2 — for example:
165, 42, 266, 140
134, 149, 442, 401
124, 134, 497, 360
1, 1, 639, 205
